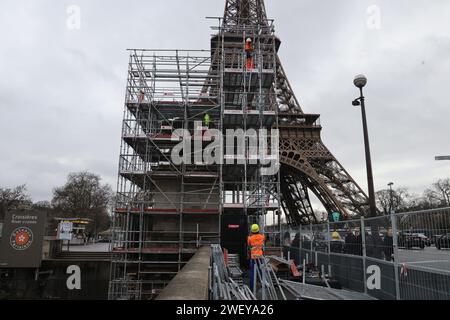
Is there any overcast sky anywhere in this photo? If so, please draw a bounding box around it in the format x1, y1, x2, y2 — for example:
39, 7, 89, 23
0, 0, 449, 202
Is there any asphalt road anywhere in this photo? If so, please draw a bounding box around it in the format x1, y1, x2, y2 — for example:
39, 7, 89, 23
398, 246, 450, 272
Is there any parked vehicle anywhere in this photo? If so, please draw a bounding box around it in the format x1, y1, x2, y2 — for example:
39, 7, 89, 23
398, 232, 427, 249
435, 234, 450, 250
417, 233, 431, 246
431, 234, 442, 245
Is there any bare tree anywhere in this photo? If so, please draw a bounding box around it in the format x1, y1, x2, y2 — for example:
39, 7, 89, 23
32, 201, 52, 210
376, 187, 411, 214
0, 185, 32, 221
424, 178, 450, 208
52, 172, 113, 235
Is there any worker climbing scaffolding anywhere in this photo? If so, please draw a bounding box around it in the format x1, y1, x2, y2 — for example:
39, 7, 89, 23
203, 113, 210, 127
244, 37, 254, 113
245, 37, 254, 70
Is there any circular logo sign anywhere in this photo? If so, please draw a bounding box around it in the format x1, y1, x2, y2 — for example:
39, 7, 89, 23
10, 227, 33, 251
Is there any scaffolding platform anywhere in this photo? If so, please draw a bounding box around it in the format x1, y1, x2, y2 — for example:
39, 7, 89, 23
223, 68, 274, 88
223, 109, 276, 126
126, 100, 221, 119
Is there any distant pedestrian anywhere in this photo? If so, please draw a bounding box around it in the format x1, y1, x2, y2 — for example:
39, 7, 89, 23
383, 228, 394, 262
283, 232, 291, 247
365, 232, 374, 257
371, 229, 384, 260
354, 228, 363, 256
291, 233, 300, 248
344, 229, 357, 255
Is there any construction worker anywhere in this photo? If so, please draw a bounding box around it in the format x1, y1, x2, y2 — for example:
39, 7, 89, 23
330, 231, 343, 253
245, 37, 254, 70
247, 224, 265, 291
203, 113, 210, 127
332, 231, 341, 240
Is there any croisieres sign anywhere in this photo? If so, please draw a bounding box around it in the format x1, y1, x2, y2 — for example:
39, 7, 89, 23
0, 211, 46, 268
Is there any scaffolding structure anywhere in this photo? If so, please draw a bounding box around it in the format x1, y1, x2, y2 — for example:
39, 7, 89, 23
109, 50, 221, 299
109, 10, 282, 300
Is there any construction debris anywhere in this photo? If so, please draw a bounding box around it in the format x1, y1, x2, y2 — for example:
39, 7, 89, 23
211, 245, 256, 300
279, 280, 376, 301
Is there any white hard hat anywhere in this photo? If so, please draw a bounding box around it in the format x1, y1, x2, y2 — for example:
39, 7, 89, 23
246, 37, 252, 42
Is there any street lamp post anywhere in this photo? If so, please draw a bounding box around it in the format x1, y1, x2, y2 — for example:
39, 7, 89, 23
388, 182, 394, 215
353, 74, 377, 217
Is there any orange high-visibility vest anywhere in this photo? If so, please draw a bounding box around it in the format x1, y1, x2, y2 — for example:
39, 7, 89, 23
247, 233, 265, 259
245, 41, 254, 70
245, 41, 253, 52
246, 58, 254, 70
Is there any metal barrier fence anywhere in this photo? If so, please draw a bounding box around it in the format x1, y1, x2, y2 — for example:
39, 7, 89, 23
282, 207, 450, 300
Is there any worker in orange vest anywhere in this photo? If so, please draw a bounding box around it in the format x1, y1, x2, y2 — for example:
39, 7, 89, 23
245, 37, 254, 70
248, 224, 265, 291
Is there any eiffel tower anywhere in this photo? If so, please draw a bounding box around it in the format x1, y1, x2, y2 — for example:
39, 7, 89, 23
218, 0, 370, 224
109, 0, 370, 299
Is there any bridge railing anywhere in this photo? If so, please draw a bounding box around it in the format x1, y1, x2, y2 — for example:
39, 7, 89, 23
282, 207, 450, 300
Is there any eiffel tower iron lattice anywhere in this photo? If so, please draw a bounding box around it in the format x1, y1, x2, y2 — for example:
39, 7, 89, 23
217, 0, 371, 223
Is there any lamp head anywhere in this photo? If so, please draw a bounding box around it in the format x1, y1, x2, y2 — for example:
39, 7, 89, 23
353, 74, 367, 89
